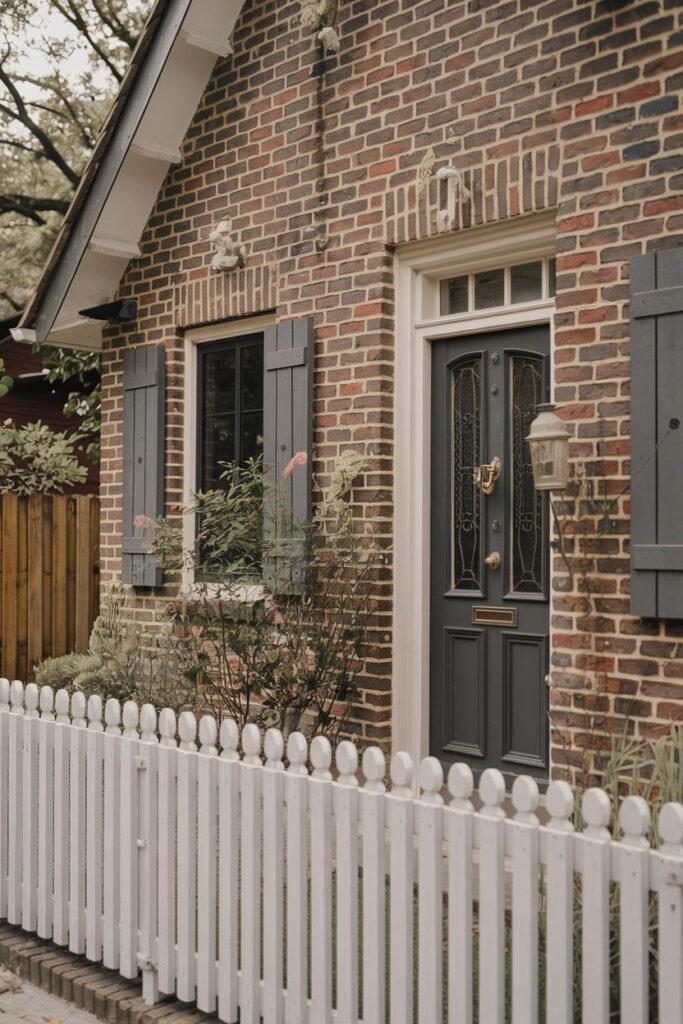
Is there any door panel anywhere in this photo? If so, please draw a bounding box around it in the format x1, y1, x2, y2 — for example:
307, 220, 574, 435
430, 325, 550, 782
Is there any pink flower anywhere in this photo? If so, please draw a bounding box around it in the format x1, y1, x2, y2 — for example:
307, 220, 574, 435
134, 514, 154, 529
283, 450, 308, 478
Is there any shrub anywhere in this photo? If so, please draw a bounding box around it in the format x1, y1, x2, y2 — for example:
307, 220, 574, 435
0, 419, 86, 495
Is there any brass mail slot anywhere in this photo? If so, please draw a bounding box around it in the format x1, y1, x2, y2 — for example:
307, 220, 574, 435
472, 606, 518, 627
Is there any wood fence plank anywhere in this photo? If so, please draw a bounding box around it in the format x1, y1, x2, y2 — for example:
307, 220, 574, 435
217, 735, 239, 1023
334, 743, 360, 1024
27, 496, 43, 673
75, 497, 91, 652
86, 724, 105, 962
51, 497, 68, 657
69, 702, 87, 954
157, 736, 177, 995
16, 500, 28, 681
197, 746, 218, 1014
176, 744, 198, 1001
21, 703, 39, 932
1, 496, 18, 679
37, 702, 55, 939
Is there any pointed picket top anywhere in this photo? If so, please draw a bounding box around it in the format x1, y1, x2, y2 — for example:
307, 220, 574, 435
10, 680, 24, 714
582, 788, 611, 839
419, 756, 444, 805
55, 688, 70, 724
310, 735, 332, 780
159, 708, 177, 747
546, 780, 575, 833
71, 691, 87, 727
336, 740, 359, 787
264, 727, 284, 769
447, 762, 474, 811
24, 682, 39, 719
198, 714, 218, 756
479, 768, 506, 819
87, 694, 103, 732
122, 700, 139, 738
39, 685, 55, 721
512, 775, 540, 825
658, 802, 683, 855
178, 710, 197, 751
219, 718, 239, 760
0, 678, 9, 712
619, 796, 650, 849
242, 723, 261, 766
362, 746, 386, 793
286, 731, 308, 775
140, 704, 158, 744
390, 750, 414, 797
104, 698, 121, 735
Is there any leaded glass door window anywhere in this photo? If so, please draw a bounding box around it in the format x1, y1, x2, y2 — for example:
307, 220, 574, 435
430, 325, 550, 783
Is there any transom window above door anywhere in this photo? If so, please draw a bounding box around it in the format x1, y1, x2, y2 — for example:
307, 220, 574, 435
197, 334, 264, 491
440, 258, 556, 317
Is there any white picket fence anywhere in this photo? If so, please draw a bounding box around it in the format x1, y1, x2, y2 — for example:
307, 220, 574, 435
0, 678, 682, 1023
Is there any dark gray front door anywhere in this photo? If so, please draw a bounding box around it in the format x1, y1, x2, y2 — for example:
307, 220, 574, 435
430, 326, 550, 782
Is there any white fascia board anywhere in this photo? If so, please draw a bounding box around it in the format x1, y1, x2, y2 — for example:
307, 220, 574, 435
9, 327, 38, 344
130, 138, 182, 163
180, 25, 233, 57
89, 237, 142, 260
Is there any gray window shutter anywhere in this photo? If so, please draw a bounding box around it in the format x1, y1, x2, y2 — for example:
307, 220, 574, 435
630, 247, 683, 618
121, 344, 166, 587
263, 318, 313, 581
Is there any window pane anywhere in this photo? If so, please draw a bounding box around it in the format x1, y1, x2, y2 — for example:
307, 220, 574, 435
474, 268, 504, 309
441, 275, 468, 315
548, 258, 556, 297
509, 354, 546, 595
242, 343, 263, 410
451, 356, 482, 591
201, 413, 235, 490
511, 261, 543, 304
200, 346, 237, 490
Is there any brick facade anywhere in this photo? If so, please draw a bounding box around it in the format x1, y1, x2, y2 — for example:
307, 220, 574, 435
100, 0, 683, 777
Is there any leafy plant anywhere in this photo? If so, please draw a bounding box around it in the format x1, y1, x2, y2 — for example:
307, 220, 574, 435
0, 358, 12, 398
0, 419, 86, 494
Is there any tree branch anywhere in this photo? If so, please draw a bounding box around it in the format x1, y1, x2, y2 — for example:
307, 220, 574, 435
50, 0, 123, 82
90, 0, 137, 51
0, 192, 70, 224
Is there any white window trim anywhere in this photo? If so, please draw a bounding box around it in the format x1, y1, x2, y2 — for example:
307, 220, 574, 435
392, 211, 556, 767
181, 314, 275, 598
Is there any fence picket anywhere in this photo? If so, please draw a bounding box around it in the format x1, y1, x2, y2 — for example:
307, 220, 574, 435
477, 769, 506, 1024
446, 764, 474, 1024
102, 699, 121, 970
334, 741, 360, 1024
656, 803, 683, 1024
617, 796, 650, 1024
36, 686, 55, 939
85, 696, 104, 963
52, 689, 71, 945
21, 684, 40, 932
285, 732, 309, 1024
579, 788, 612, 1024
543, 781, 575, 1024
510, 776, 540, 1024
417, 758, 444, 1024
197, 716, 219, 1014
0, 679, 9, 920
157, 709, 178, 996
7, 680, 25, 926
241, 724, 263, 1024
68, 693, 88, 954
262, 728, 285, 1024
119, 701, 140, 979
388, 752, 414, 1024
218, 720, 240, 1024
361, 747, 386, 1024
176, 711, 198, 1001
310, 736, 333, 1024
139, 705, 159, 1006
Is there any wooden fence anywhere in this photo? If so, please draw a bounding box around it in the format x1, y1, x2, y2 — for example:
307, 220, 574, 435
1, 680, 682, 1024
0, 495, 100, 679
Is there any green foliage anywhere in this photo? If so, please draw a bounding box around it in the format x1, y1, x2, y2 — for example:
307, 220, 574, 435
0, 358, 12, 398
34, 583, 196, 711
0, 418, 86, 494
152, 450, 380, 741
42, 346, 101, 462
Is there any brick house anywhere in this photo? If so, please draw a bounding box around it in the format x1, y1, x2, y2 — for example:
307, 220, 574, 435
13, 0, 683, 783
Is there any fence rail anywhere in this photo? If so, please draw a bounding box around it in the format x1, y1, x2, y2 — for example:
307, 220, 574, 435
1, 679, 682, 1024
0, 495, 100, 679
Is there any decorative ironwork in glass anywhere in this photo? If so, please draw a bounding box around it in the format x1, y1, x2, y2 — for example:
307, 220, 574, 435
510, 355, 545, 594
451, 357, 482, 590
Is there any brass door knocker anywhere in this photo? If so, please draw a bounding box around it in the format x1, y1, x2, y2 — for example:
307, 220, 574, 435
474, 456, 501, 495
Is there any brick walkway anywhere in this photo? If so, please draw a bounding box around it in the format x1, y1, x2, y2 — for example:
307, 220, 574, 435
0, 924, 219, 1023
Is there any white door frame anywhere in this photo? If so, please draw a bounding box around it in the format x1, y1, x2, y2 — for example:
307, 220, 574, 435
392, 212, 557, 765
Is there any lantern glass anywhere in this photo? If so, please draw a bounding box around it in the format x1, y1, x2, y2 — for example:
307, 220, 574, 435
525, 404, 570, 491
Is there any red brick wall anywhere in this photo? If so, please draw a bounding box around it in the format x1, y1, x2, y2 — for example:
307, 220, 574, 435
101, 0, 683, 771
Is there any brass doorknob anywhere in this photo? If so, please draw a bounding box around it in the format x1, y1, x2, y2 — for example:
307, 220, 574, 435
484, 551, 501, 570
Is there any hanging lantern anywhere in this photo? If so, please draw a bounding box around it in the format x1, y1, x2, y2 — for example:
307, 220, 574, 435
525, 403, 570, 491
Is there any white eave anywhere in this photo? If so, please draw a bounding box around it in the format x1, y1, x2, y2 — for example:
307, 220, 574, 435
15, 0, 247, 351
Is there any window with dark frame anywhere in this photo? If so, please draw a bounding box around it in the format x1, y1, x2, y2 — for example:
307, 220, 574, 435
197, 333, 264, 492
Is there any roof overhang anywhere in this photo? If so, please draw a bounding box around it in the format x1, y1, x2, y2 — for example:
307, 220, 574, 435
13, 0, 247, 351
